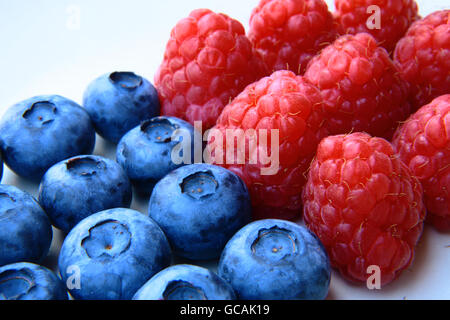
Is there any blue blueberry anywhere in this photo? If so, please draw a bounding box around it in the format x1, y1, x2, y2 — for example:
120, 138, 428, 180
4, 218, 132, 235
0, 152, 3, 182
0, 262, 67, 300
0, 185, 52, 266
133, 264, 235, 300
58, 208, 172, 300
0, 95, 95, 181
38, 155, 132, 233
148, 163, 252, 260
83, 71, 160, 143
116, 116, 196, 194
218, 219, 331, 300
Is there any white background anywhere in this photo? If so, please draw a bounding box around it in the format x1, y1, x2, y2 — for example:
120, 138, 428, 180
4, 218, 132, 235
0, 0, 449, 300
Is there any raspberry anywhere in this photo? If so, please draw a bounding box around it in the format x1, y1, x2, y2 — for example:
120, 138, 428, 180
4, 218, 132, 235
248, 0, 338, 75
304, 33, 412, 140
155, 9, 267, 129
303, 132, 425, 286
392, 95, 450, 232
207, 70, 328, 221
394, 10, 450, 111
334, 0, 419, 54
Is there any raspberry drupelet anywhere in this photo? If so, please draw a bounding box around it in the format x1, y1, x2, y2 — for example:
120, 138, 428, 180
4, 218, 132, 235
155, 9, 267, 130
394, 10, 450, 111
305, 33, 412, 140
303, 132, 425, 286
248, 0, 338, 75
207, 70, 329, 221
392, 94, 450, 232
334, 0, 420, 54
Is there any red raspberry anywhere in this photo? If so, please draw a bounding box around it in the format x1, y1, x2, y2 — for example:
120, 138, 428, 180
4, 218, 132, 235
248, 0, 338, 75
334, 0, 420, 54
392, 95, 450, 232
155, 9, 267, 129
304, 33, 412, 140
394, 10, 450, 111
207, 70, 329, 221
303, 132, 425, 286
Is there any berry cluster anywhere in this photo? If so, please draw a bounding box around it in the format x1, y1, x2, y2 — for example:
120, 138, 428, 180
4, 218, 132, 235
0, 0, 448, 301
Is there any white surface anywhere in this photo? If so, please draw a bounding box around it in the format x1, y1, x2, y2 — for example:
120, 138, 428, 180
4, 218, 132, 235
0, 0, 449, 300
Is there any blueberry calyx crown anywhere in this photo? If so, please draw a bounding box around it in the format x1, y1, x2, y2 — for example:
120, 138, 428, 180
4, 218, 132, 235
66, 156, 106, 176
0, 192, 17, 211
140, 118, 178, 143
0, 268, 36, 300
180, 170, 218, 200
81, 219, 132, 259
251, 226, 299, 264
22, 101, 57, 127
162, 280, 207, 300
109, 71, 143, 90
0, 192, 17, 217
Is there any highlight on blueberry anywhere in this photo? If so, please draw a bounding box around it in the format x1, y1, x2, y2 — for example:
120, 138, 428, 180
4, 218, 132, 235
38, 155, 132, 233
148, 163, 252, 260
58, 208, 172, 300
116, 116, 196, 194
218, 219, 331, 300
0, 262, 67, 300
0, 184, 52, 266
0, 95, 96, 181
133, 264, 236, 300
83, 71, 160, 143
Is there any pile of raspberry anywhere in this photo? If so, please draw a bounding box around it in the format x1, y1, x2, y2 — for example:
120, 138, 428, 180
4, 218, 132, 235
154, 0, 449, 287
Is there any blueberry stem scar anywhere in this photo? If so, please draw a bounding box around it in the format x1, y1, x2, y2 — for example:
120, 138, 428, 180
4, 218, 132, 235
81, 219, 131, 259
140, 118, 178, 143
179, 171, 218, 199
109, 71, 143, 89
162, 280, 207, 300
251, 227, 298, 258
22, 101, 57, 126
0, 193, 16, 202
66, 156, 106, 176
0, 269, 36, 299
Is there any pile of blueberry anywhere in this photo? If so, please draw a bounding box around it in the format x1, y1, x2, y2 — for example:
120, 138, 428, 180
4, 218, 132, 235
0, 71, 330, 300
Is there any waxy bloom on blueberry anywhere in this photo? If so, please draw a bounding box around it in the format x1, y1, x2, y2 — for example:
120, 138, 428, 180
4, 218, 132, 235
38, 155, 132, 233
218, 219, 331, 300
0, 95, 95, 181
58, 208, 172, 300
116, 116, 196, 194
0, 185, 52, 266
133, 264, 235, 300
0, 262, 67, 300
83, 71, 160, 143
148, 163, 252, 260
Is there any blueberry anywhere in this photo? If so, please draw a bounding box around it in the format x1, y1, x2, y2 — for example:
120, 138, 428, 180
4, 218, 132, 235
218, 219, 331, 300
83, 71, 160, 143
0, 185, 52, 266
116, 116, 196, 194
58, 208, 172, 300
0, 95, 95, 181
133, 264, 235, 300
0, 262, 67, 300
0, 152, 3, 182
38, 155, 132, 233
148, 163, 252, 260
